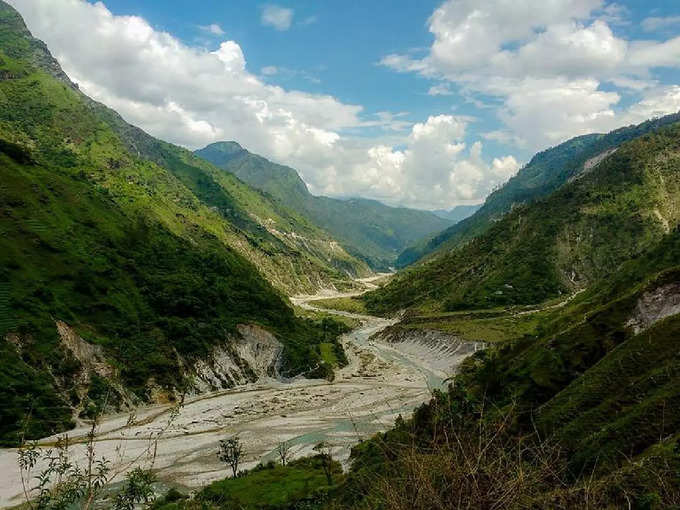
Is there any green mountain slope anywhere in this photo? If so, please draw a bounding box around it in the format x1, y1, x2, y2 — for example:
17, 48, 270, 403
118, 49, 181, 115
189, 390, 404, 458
0, 2, 349, 445
196, 141, 453, 269
366, 121, 680, 314
0, 3, 369, 296
397, 112, 680, 267
334, 229, 680, 509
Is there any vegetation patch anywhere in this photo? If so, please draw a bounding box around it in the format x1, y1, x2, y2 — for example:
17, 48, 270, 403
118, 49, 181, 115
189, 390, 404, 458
152, 457, 342, 510
311, 297, 367, 315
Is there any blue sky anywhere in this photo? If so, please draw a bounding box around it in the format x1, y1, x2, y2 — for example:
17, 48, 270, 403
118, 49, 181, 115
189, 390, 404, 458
89, 1, 454, 131
10, 0, 680, 209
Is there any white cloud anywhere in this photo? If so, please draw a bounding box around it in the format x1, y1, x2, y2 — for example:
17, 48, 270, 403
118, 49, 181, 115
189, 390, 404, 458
497, 78, 620, 148
620, 85, 680, 122
641, 16, 680, 32
8, 0, 515, 209
261, 65, 278, 76
381, 0, 680, 151
333, 115, 520, 208
627, 37, 680, 69
299, 15, 317, 27
199, 23, 225, 36
261, 4, 293, 31
428, 83, 454, 96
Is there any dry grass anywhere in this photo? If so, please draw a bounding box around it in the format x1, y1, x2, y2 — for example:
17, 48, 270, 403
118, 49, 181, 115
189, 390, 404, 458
332, 395, 680, 510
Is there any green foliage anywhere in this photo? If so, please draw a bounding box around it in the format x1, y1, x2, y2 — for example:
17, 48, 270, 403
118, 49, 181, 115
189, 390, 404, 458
395, 307, 542, 343
152, 457, 341, 510
311, 297, 367, 315
113, 468, 157, 510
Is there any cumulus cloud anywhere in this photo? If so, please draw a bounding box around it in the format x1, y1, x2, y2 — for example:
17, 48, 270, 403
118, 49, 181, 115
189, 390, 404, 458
332, 116, 520, 209
381, 0, 680, 151
8, 0, 514, 209
261, 4, 293, 31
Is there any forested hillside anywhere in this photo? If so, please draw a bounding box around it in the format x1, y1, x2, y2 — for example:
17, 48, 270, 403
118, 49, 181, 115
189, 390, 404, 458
366, 122, 680, 314
397, 112, 680, 267
0, 1, 349, 445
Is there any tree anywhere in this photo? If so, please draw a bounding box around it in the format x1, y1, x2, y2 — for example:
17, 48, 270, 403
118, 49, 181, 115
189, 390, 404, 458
313, 441, 334, 485
218, 436, 244, 478
276, 439, 292, 467
112, 468, 156, 510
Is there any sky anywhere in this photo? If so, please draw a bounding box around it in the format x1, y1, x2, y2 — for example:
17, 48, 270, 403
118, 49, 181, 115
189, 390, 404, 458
8, 0, 680, 210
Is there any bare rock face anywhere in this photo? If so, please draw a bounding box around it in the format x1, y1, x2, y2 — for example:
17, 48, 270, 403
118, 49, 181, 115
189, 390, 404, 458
570, 147, 619, 182
626, 282, 680, 334
373, 327, 485, 375
56, 321, 114, 379
234, 324, 283, 377
190, 324, 283, 393
55, 320, 136, 413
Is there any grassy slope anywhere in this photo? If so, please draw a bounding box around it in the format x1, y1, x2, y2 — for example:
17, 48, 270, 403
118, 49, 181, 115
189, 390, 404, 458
0, 2, 348, 445
365, 123, 680, 314
152, 457, 342, 510
196, 142, 453, 269
397, 112, 680, 268
458, 229, 680, 473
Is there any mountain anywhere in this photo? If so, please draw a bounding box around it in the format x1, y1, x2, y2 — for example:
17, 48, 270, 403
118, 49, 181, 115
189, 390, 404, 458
149, 118, 680, 508
321, 119, 680, 509
333, 227, 680, 509
397, 112, 680, 268
365, 120, 680, 314
196, 141, 453, 269
430, 204, 480, 222
0, 1, 352, 445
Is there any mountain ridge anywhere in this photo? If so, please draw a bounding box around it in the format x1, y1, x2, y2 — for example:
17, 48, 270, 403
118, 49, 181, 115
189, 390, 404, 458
364, 119, 680, 314
397, 112, 680, 267
196, 141, 453, 269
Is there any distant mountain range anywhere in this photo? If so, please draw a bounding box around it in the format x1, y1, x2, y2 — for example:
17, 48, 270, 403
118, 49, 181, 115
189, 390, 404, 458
196, 142, 453, 269
430, 204, 481, 222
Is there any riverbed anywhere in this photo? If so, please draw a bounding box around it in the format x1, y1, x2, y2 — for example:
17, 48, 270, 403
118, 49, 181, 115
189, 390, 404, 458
0, 295, 466, 507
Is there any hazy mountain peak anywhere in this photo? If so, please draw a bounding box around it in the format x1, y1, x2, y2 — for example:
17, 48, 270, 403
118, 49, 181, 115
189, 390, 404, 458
204, 140, 246, 154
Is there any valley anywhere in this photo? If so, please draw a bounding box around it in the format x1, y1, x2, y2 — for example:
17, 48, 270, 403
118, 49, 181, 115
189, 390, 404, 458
3, 1, 680, 508
0, 290, 480, 508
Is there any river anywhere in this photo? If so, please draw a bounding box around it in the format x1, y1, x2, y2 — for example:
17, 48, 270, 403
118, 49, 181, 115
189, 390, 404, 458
0, 293, 465, 507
